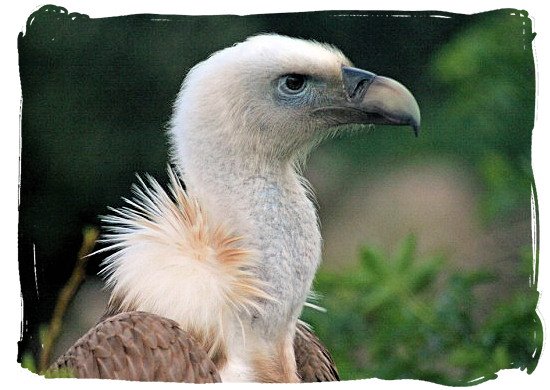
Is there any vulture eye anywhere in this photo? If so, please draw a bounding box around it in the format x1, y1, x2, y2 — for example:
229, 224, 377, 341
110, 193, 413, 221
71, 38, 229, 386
278, 74, 307, 95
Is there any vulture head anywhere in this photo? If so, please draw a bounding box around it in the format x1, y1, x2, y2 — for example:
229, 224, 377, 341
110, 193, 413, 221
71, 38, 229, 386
170, 34, 420, 172
51, 34, 421, 383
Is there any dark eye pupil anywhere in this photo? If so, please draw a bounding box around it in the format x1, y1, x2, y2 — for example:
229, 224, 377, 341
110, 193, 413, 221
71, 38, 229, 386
285, 74, 305, 91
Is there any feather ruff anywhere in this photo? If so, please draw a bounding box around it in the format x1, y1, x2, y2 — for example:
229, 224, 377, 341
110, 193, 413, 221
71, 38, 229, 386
96, 167, 272, 362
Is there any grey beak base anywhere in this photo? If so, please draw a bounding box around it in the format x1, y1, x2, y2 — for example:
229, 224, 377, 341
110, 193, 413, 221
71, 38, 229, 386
342, 66, 377, 99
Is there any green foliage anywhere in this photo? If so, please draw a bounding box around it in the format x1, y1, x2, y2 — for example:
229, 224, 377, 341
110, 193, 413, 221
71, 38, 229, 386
20, 353, 75, 378
427, 12, 535, 222
20, 323, 75, 378
21, 352, 37, 374
20, 352, 74, 378
43, 367, 75, 379
478, 152, 533, 222
303, 236, 541, 385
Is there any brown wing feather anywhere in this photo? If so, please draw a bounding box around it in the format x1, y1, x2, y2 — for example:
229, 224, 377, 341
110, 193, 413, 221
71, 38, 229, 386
49, 311, 337, 382
47, 311, 220, 383
294, 323, 340, 382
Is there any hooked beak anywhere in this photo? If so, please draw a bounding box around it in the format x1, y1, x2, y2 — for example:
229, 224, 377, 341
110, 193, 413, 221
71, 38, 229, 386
341, 66, 421, 136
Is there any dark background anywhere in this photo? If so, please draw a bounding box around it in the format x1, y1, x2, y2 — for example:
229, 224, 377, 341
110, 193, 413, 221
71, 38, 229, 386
17, 5, 539, 384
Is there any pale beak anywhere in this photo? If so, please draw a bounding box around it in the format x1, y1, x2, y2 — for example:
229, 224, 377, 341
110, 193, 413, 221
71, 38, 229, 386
341, 66, 421, 136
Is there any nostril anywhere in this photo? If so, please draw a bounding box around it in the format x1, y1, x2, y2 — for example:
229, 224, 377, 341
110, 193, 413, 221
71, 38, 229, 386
350, 78, 368, 99
342, 66, 377, 99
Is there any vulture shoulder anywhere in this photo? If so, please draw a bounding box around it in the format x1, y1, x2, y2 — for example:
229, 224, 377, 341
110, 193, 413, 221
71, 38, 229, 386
47, 311, 221, 382
47, 311, 339, 382
295, 322, 340, 382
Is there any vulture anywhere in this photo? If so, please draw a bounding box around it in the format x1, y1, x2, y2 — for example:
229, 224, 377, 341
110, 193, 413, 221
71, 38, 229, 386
48, 34, 420, 383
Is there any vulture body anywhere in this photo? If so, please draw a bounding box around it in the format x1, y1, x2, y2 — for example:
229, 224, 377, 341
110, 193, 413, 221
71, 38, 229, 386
49, 311, 337, 382
49, 34, 420, 382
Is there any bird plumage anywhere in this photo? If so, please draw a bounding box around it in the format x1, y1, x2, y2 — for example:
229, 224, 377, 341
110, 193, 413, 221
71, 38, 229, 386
49, 312, 221, 382
48, 312, 339, 382
50, 33, 420, 382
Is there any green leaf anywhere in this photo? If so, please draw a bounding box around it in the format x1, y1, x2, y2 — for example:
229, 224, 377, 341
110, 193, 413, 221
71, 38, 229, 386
21, 352, 37, 374
359, 246, 386, 277
410, 256, 444, 293
395, 234, 417, 271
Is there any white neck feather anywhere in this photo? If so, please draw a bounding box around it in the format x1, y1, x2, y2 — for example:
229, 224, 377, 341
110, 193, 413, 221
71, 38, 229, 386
178, 132, 322, 336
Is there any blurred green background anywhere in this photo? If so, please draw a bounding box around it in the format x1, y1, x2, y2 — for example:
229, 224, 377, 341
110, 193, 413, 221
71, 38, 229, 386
18, 5, 540, 385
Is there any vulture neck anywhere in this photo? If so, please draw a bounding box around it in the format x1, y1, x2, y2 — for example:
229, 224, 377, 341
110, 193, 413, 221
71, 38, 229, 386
180, 138, 322, 335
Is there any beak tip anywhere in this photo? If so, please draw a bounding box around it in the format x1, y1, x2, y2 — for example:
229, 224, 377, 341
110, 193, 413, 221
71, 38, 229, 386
409, 103, 421, 137
411, 116, 420, 137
